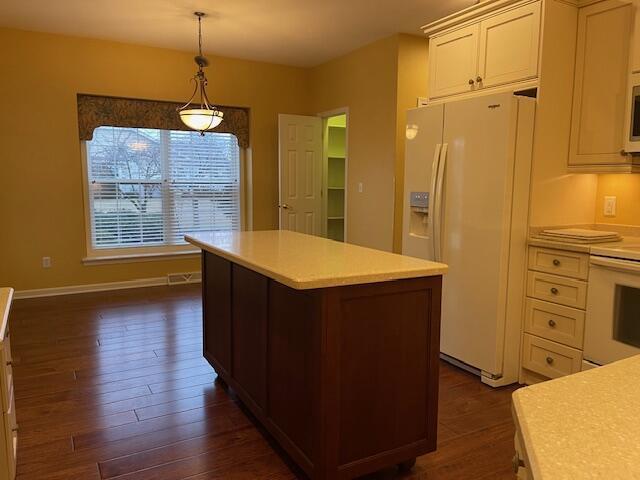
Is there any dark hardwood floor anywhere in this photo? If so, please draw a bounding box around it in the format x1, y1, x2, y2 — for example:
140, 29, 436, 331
10, 284, 519, 479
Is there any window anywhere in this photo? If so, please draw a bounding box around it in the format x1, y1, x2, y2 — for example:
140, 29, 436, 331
85, 126, 240, 255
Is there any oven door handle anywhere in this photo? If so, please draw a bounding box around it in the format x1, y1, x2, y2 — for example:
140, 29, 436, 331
590, 256, 640, 273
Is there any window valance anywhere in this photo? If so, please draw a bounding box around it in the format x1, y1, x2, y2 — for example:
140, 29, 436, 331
77, 94, 250, 148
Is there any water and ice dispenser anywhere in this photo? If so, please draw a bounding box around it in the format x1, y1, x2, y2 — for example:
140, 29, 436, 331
408, 191, 429, 238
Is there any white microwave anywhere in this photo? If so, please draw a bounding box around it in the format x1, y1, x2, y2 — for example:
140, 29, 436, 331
625, 72, 640, 152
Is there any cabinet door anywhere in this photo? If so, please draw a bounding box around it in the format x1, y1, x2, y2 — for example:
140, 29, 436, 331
202, 253, 232, 376
232, 264, 268, 411
569, 0, 633, 168
630, 1, 640, 73
428, 24, 480, 99
477, 1, 541, 88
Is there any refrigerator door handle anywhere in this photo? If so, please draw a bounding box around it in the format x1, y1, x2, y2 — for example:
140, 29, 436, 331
434, 143, 448, 263
428, 143, 442, 261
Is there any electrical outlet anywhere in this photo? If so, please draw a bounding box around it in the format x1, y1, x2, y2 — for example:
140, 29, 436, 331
42, 256, 51, 268
358, 182, 363, 193
604, 196, 617, 217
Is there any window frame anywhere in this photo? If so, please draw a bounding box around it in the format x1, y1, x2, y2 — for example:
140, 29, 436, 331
80, 129, 247, 264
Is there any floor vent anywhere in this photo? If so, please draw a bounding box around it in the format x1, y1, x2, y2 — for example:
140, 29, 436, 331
167, 272, 202, 285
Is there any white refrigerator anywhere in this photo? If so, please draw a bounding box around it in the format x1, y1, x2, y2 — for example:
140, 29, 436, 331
402, 92, 535, 387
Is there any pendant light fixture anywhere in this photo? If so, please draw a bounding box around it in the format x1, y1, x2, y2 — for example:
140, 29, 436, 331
177, 12, 223, 135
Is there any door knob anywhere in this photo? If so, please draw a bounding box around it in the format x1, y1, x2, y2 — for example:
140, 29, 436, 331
548, 319, 556, 328
550, 287, 559, 295
546, 356, 554, 365
553, 259, 561, 266
476, 76, 483, 83
279, 204, 291, 209
468, 79, 475, 85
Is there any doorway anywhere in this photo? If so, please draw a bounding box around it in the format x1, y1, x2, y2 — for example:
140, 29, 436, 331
277, 111, 348, 242
323, 114, 347, 242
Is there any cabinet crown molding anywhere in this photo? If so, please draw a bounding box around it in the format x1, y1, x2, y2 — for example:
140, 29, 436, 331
422, 0, 533, 36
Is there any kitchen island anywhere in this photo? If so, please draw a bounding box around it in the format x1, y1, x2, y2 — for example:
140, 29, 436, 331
185, 230, 447, 480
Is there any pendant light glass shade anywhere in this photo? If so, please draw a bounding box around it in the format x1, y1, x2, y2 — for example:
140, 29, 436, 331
178, 12, 223, 135
179, 109, 223, 132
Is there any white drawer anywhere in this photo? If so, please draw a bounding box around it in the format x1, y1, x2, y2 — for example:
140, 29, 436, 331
4, 407, 16, 480
524, 298, 585, 349
522, 334, 583, 379
528, 247, 589, 280
0, 343, 12, 416
526, 271, 587, 309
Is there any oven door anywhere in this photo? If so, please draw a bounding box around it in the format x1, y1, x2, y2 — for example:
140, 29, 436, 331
584, 255, 640, 365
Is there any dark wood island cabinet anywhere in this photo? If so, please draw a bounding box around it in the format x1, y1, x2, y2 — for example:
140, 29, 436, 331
187, 230, 447, 480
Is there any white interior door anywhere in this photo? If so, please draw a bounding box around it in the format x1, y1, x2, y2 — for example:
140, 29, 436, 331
278, 114, 323, 235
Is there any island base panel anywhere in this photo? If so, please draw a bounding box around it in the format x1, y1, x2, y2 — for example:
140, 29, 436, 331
201, 251, 441, 480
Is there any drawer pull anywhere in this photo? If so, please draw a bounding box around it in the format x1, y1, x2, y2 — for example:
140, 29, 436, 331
11, 425, 17, 433
553, 259, 561, 266
5, 361, 11, 367
546, 356, 554, 365
548, 319, 556, 328
550, 287, 559, 295
512, 454, 525, 473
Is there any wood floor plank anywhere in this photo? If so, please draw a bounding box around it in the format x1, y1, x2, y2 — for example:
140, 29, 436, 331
17, 416, 251, 475
72, 402, 246, 451
98, 427, 259, 478
11, 284, 521, 480
18, 410, 138, 450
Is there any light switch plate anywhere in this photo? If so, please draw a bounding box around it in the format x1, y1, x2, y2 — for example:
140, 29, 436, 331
604, 196, 617, 217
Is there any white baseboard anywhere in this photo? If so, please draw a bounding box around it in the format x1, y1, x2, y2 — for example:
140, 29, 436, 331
13, 276, 201, 300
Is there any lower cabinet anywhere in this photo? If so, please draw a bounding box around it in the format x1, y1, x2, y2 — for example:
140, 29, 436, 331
201, 252, 442, 480
231, 265, 268, 412
202, 254, 231, 376
0, 289, 16, 480
520, 246, 589, 385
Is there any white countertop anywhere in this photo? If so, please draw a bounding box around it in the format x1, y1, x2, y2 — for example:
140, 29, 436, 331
513, 355, 640, 480
0, 288, 13, 341
185, 230, 447, 290
529, 235, 640, 256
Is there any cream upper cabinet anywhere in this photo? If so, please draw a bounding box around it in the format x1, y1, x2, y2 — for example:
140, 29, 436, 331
477, 1, 541, 88
425, 0, 541, 101
631, 0, 640, 73
568, 0, 634, 170
428, 24, 480, 98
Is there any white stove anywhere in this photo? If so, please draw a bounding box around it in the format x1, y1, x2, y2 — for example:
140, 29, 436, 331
584, 237, 640, 369
591, 239, 640, 262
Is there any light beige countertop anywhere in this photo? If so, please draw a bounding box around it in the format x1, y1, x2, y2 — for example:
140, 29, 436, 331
528, 235, 640, 254
512, 355, 640, 479
185, 230, 447, 290
0, 288, 13, 341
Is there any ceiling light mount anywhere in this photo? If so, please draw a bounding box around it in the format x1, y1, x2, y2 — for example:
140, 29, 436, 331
177, 11, 223, 135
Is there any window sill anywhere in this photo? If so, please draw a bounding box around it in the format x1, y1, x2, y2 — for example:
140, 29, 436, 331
83, 249, 201, 265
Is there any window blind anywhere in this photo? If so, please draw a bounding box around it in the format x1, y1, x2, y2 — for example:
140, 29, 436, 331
86, 126, 240, 249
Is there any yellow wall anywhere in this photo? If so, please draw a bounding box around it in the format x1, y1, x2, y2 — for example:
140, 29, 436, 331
310, 34, 427, 253
0, 27, 310, 291
529, 0, 598, 228
595, 175, 640, 225
310, 36, 400, 252
393, 35, 429, 252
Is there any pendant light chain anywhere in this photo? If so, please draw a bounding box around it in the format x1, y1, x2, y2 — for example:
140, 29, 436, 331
177, 11, 224, 135
198, 14, 203, 58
